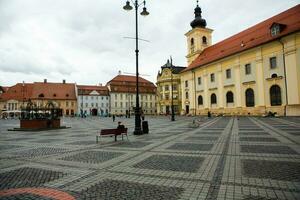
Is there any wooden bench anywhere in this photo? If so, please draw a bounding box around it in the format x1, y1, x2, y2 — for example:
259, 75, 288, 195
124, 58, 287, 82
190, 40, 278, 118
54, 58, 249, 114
96, 128, 128, 143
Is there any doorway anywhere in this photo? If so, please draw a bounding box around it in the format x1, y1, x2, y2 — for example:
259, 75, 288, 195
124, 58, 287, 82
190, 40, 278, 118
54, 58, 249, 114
92, 108, 98, 116
186, 105, 189, 114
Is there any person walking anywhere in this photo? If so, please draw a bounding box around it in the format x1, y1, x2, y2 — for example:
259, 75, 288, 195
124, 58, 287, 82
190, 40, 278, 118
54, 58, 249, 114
112, 114, 115, 122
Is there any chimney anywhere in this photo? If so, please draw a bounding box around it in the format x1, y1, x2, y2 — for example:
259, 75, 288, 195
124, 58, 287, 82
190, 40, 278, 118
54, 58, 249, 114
118, 70, 122, 75
63, 79, 66, 84
99, 83, 102, 86
44, 79, 47, 83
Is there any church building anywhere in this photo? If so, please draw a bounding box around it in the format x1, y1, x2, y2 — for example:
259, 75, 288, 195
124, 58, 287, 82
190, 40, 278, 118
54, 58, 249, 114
180, 2, 300, 116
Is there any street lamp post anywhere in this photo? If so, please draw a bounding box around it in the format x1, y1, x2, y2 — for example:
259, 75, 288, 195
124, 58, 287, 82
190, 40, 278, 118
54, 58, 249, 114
170, 58, 175, 121
123, 0, 149, 135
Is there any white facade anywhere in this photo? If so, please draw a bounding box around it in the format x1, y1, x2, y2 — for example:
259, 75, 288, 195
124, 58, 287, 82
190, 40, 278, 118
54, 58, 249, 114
77, 90, 110, 116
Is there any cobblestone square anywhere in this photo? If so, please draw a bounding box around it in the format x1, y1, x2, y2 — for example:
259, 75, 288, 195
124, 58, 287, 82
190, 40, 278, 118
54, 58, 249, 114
0, 116, 299, 200
59, 151, 124, 164
133, 154, 204, 172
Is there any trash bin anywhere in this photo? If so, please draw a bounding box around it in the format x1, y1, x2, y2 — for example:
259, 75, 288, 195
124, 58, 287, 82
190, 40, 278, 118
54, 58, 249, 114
142, 121, 149, 134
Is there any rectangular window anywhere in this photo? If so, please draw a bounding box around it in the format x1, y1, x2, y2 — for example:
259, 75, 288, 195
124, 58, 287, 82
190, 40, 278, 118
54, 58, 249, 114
210, 73, 215, 82
172, 85, 177, 90
115, 94, 117, 99
165, 94, 169, 100
270, 57, 277, 69
71, 102, 74, 107
165, 85, 169, 91
85, 103, 88, 107
91, 96, 94, 100
185, 80, 188, 87
245, 64, 251, 75
120, 102, 123, 108
91, 103, 94, 107
226, 69, 231, 79
85, 96, 88, 100
96, 103, 98, 107
115, 102, 117, 107
66, 101, 69, 107
198, 77, 202, 85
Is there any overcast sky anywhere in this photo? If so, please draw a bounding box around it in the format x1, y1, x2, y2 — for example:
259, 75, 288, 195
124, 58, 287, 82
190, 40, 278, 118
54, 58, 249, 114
0, 0, 299, 86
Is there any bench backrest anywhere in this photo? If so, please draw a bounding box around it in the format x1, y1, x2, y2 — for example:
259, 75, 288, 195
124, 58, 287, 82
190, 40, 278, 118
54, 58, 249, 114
101, 128, 127, 135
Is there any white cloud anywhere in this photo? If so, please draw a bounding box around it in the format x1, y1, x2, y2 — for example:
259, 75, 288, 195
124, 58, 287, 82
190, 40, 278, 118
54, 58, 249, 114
0, 0, 299, 86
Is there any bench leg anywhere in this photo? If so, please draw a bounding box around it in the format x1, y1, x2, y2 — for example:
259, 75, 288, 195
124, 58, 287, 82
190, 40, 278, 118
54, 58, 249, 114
126, 134, 129, 141
115, 135, 117, 142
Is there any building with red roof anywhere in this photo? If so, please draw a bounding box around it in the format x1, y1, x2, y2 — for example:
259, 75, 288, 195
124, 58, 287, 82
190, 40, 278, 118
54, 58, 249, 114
77, 85, 110, 117
180, 3, 300, 116
0, 80, 77, 118
107, 73, 157, 115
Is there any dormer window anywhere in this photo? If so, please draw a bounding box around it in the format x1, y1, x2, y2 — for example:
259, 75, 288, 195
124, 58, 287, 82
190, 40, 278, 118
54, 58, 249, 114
53, 94, 57, 97
270, 23, 285, 37
66, 94, 69, 97
38, 93, 44, 98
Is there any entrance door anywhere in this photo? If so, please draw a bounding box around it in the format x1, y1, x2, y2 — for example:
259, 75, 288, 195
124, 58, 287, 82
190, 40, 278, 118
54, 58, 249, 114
166, 106, 170, 115
92, 109, 98, 116
186, 105, 189, 114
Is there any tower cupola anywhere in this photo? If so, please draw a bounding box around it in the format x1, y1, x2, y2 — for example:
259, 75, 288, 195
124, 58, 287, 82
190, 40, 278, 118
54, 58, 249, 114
190, 0, 207, 28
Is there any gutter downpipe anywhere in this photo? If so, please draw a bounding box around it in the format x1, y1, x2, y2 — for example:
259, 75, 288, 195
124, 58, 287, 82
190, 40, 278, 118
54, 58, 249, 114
192, 70, 197, 116
279, 39, 288, 116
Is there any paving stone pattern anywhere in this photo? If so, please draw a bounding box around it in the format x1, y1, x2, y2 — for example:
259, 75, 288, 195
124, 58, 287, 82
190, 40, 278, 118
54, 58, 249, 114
59, 151, 124, 164
242, 159, 300, 181
239, 137, 279, 142
0, 194, 54, 200
72, 179, 184, 200
0, 145, 23, 151
134, 155, 204, 173
65, 141, 96, 145
167, 143, 213, 151
112, 141, 151, 148
240, 145, 298, 154
0, 167, 65, 189
11, 147, 69, 158
1, 116, 300, 200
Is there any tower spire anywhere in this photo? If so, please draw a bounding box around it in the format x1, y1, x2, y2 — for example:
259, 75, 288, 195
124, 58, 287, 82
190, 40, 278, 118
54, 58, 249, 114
190, 0, 206, 28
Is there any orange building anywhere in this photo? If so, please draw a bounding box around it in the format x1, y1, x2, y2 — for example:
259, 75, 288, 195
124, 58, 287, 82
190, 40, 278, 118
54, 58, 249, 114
0, 80, 77, 118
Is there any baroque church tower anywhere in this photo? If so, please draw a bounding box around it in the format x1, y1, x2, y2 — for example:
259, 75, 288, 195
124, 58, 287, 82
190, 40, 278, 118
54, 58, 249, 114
186, 1, 213, 65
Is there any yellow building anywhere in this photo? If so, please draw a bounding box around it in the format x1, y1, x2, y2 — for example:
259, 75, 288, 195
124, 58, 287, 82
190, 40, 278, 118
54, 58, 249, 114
180, 3, 300, 116
156, 60, 186, 115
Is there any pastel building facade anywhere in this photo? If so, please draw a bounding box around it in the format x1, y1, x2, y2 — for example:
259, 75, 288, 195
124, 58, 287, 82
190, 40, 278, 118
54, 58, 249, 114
180, 3, 300, 116
77, 85, 110, 116
107, 74, 157, 115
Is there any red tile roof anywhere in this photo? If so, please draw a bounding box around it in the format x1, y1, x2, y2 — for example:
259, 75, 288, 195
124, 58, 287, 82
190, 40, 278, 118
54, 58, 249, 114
77, 85, 109, 95
107, 75, 157, 94
182, 5, 300, 73
107, 75, 151, 84
0, 83, 34, 101
0, 82, 76, 101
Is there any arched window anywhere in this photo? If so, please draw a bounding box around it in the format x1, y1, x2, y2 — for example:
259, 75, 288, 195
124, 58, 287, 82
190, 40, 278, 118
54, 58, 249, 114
245, 88, 255, 107
202, 36, 207, 44
270, 85, 282, 106
185, 92, 189, 99
191, 38, 194, 46
198, 95, 203, 105
211, 93, 217, 104
226, 91, 234, 103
